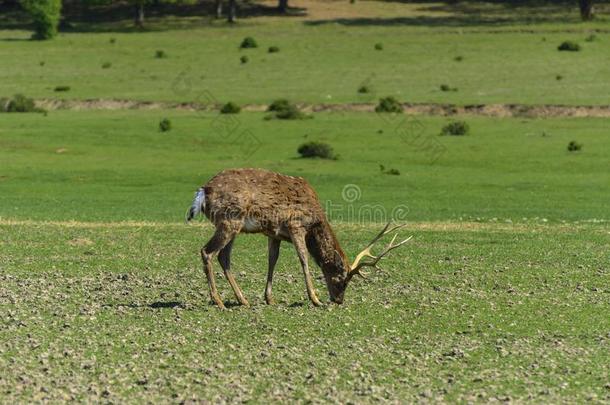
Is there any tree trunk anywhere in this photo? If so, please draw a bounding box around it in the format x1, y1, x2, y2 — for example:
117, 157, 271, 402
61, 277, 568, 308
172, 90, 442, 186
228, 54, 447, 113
278, 0, 287, 13
227, 0, 236, 23
214, 0, 222, 19
134, 2, 145, 27
579, 0, 594, 20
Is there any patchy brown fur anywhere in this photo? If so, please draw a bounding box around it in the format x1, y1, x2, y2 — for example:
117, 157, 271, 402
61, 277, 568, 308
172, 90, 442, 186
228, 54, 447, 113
191, 168, 351, 308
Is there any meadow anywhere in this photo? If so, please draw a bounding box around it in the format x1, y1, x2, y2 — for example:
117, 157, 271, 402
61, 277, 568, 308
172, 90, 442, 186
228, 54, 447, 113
1, 0, 609, 402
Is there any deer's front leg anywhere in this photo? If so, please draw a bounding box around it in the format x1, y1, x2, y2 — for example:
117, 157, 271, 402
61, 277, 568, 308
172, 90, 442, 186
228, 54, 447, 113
289, 232, 322, 307
265, 237, 281, 304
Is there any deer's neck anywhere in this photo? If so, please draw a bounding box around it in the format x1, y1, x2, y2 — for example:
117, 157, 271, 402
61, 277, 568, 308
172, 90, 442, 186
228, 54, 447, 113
305, 221, 346, 267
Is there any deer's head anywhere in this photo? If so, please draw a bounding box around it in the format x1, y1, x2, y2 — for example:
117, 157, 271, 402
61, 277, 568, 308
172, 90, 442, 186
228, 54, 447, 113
317, 222, 412, 304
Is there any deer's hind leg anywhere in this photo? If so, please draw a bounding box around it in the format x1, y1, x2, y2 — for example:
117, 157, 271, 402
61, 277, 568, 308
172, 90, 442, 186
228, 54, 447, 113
218, 238, 249, 306
201, 221, 240, 309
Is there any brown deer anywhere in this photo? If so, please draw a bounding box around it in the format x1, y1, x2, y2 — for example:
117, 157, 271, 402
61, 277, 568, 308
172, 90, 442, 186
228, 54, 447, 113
186, 168, 411, 309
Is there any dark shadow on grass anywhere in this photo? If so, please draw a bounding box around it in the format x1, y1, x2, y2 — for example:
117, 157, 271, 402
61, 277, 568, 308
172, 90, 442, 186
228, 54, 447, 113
149, 301, 182, 309
0, 0, 307, 34
305, 0, 610, 28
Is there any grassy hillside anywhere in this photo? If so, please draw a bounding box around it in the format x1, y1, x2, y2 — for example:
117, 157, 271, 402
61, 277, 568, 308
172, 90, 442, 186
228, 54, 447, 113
0, 110, 608, 223
2, 1, 610, 105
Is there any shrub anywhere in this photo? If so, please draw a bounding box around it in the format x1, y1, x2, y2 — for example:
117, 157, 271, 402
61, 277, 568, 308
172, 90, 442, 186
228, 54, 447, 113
585, 34, 597, 42
275, 104, 307, 120
0, 94, 43, 113
297, 142, 336, 159
558, 41, 581, 51
268, 99, 291, 112
220, 102, 241, 114
567, 141, 582, 152
240, 37, 258, 49
54, 85, 70, 92
268, 46, 280, 53
440, 84, 458, 92
358, 85, 371, 94
374, 43, 383, 50
155, 50, 167, 59
379, 165, 400, 175
21, 0, 62, 40
375, 96, 402, 113
159, 118, 171, 132
441, 120, 469, 136
102, 62, 112, 69
240, 55, 249, 64
266, 99, 309, 120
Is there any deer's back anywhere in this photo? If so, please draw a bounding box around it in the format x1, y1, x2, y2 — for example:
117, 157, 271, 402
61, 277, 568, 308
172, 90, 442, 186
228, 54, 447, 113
203, 169, 325, 236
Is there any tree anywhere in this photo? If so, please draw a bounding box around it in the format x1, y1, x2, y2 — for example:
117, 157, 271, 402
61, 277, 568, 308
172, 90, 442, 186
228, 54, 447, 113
20, 0, 62, 39
227, 0, 235, 22
278, 0, 287, 13
214, 0, 222, 19
579, 0, 594, 20
134, 0, 145, 27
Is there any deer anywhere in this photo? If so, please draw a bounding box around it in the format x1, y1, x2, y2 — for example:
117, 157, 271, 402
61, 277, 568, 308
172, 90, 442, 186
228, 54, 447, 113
186, 168, 411, 309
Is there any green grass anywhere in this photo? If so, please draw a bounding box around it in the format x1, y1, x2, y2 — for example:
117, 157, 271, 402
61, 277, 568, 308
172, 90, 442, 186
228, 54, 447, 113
1, 25, 610, 105
2, 2, 610, 401
0, 110, 608, 223
1, 221, 608, 402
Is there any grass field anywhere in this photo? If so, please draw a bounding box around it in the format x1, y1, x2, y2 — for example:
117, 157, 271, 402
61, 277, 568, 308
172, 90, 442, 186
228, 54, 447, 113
1, 110, 609, 223
1, 220, 609, 402
2, 1, 610, 105
1, 0, 609, 402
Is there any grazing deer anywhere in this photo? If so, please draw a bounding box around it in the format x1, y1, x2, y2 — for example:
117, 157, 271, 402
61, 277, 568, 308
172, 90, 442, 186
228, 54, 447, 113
186, 168, 411, 309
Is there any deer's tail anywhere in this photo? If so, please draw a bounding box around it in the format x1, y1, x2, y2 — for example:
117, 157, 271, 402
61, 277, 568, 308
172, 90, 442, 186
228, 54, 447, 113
185, 187, 205, 223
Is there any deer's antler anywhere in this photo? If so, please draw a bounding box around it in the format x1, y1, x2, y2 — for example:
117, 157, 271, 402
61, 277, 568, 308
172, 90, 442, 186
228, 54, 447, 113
348, 222, 412, 280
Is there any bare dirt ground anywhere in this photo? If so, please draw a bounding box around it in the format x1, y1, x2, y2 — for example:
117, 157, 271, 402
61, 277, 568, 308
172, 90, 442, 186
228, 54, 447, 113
35, 98, 610, 118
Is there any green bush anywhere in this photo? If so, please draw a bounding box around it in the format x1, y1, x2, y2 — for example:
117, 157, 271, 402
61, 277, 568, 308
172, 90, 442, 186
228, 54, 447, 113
240, 37, 258, 49
155, 50, 167, 59
0, 94, 43, 113
54, 85, 70, 92
220, 102, 241, 114
297, 142, 336, 160
20, 0, 61, 40
374, 43, 383, 50
266, 99, 309, 120
375, 96, 402, 113
268, 46, 280, 53
441, 121, 469, 136
358, 85, 371, 94
585, 34, 597, 42
267, 99, 291, 112
440, 84, 457, 92
567, 141, 583, 152
558, 41, 581, 51
159, 118, 171, 132
379, 165, 400, 175
240, 55, 249, 64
